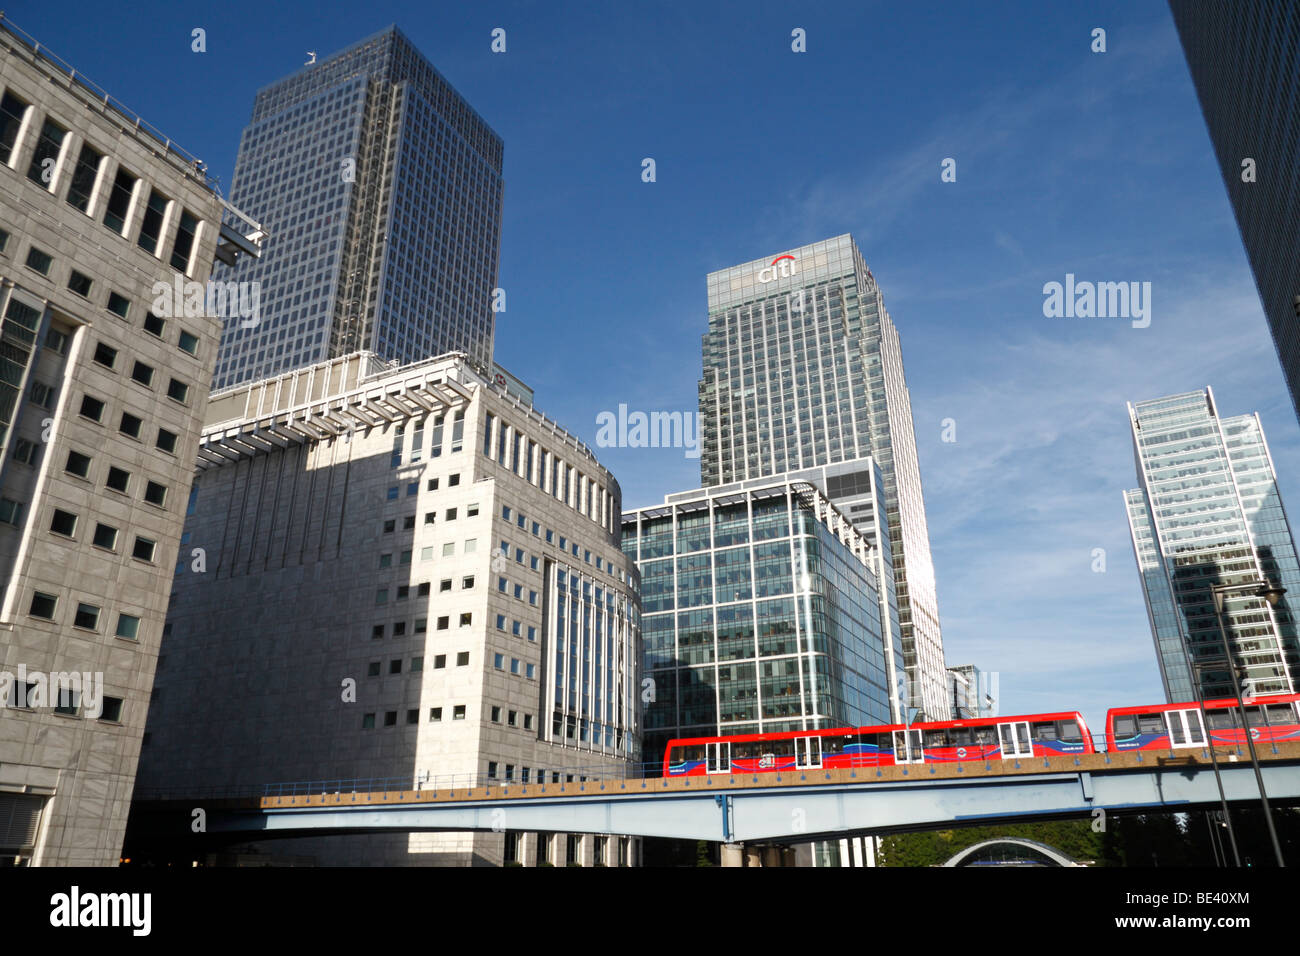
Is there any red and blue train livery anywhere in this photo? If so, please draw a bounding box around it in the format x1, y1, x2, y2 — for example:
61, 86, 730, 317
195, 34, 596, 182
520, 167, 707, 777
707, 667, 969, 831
1105, 693, 1300, 752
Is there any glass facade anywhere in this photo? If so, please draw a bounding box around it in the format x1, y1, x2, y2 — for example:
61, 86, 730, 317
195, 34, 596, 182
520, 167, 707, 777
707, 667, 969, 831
622, 481, 901, 762
1125, 388, 1300, 701
1169, 2, 1300, 424
212, 26, 503, 389
699, 235, 948, 719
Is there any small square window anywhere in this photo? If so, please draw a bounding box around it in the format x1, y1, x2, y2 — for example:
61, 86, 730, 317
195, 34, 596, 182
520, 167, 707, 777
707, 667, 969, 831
502, 506, 512, 520
453, 705, 466, 720
93, 342, 118, 369
106, 292, 130, 319
119, 412, 143, 439
383, 520, 396, 533
80, 395, 105, 422
65, 450, 91, 478
131, 361, 154, 387
446, 508, 457, 521
45, 328, 69, 355
67, 270, 93, 297
386, 487, 399, 501
100, 697, 124, 722
415, 618, 427, 633
378, 553, 393, 568
410, 656, 423, 672
406, 709, 419, 725
510, 658, 520, 675
392, 621, 406, 636
402, 515, 415, 530
375, 589, 389, 605
167, 378, 189, 403
526, 663, 536, 679
496, 614, 506, 630
115, 613, 141, 640
384, 711, 397, 727
367, 661, 381, 677
406, 482, 418, 496
74, 602, 100, 630
178, 330, 199, 355
427, 478, 439, 491
362, 713, 376, 729
156, 429, 178, 454
132, 536, 156, 562
389, 659, 402, 674
434, 654, 447, 669
437, 616, 449, 630
0, 498, 23, 526
459, 614, 472, 628
11, 439, 37, 466
143, 312, 166, 337
417, 582, 430, 597
424, 511, 436, 524
442, 542, 455, 556
106, 467, 130, 493
440, 579, 452, 592
429, 707, 442, 721
494, 653, 504, 670
396, 585, 410, 600
372, 624, 385, 639
457, 651, 470, 665
462, 575, 474, 589
448, 474, 460, 486
29, 591, 57, 619
464, 539, 477, 553
467, 503, 480, 517
491, 705, 502, 722
25, 246, 53, 275
92, 523, 118, 550
50, 509, 77, 537
144, 481, 167, 506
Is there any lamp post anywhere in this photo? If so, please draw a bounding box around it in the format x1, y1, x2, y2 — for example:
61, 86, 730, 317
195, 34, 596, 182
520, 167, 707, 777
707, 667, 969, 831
1209, 580, 1288, 868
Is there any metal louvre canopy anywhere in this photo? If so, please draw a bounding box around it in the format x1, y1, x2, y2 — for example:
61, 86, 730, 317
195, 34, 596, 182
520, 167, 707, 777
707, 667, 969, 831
197, 373, 475, 469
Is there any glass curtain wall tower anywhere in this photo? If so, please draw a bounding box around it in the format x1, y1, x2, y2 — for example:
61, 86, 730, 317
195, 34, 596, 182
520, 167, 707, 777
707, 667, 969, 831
212, 26, 503, 389
1124, 388, 1300, 701
699, 234, 948, 719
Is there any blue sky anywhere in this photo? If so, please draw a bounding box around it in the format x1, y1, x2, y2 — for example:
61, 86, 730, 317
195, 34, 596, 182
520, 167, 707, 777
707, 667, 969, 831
15, 0, 1298, 735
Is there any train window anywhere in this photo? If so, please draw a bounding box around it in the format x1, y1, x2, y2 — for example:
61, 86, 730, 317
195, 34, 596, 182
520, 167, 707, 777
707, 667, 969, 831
972, 726, 996, 745
1057, 721, 1084, 743
1266, 704, 1297, 725
948, 727, 975, 746
1113, 716, 1138, 738
1244, 706, 1267, 728
924, 730, 947, 748
771, 738, 796, 758
733, 741, 759, 760
1137, 715, 1165, 735
875, 733, 893, 752
823, 736, 848, 755
1032, 721, 1059, 741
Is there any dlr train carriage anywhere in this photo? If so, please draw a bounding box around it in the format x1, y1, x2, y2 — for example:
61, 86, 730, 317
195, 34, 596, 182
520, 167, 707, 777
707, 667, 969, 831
663, 711, 1094, 776
1105, 693, 1300, 752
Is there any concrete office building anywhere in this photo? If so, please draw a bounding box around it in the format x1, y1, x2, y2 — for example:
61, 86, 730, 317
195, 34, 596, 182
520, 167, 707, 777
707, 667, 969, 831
948, 664, 997, 719
0, 15, 259, 865
699, 234, 949, 719
212, 26, 503, 390
1124, 388, 1300, 701
135, 351, 641, 866
1168, 1, 1300, 423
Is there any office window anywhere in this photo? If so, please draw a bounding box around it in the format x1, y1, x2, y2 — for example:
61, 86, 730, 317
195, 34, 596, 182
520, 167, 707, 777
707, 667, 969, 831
411, 656, 423, 672
29, 591, 57, 619
378, 553, 393, 569
527, 626, 537, 642
25, 246, 53, 276
24, 117, 65, 186
494, 653, 504, 670
424, 511, 436, 525
54, 689, 80, 716
389, 659, 402, 675
143, 312, 166, 337
67, 270, 93, 298
462, 576, 474, 589
119, 413, 142, 439
144, 481, 167, 507
100, 697, 124, 723
178, 330, 199, 355
65, 142, 102, 212
420, 546, 434, 561
0, 498, 22, 526
93, 342, 118, 369
156, 429, 178, 454
402, 515, 415, 530
524, 714, 534, 730
396, 585, 410, 601
442, 542, 455, 556
79, 395, 105, 422
464, 539, 477, 553
392, 621, 406, 636
103, 167, 138, 234
74, 603, 100, 630
106, 467, 130, 493
429, 707, 443, 722
526, 663, 536, 679
437, 616, 449, 630
415, 618, 427, 634
367, 662, 381, 677
491, 705, 502, 721
11, 439, 37, 465
132, 536, 156, 562
383, 520, 395, 533
106, 292, 130, 319
445, 508, 457, 521
375, 589, 388, 605
457, 651, 470, 665
0, 92, 28, 165
362, 713, 375, 729
459, 614, 472, 628
386, 486, 399, 500
416, 582, 430, 597
170, 210, 198, 272
453, 705, 466, 719
130, 361, 154, 387
488, 762, 498, 779
496, 614, 506, 631
406, 709, 419, 725
372, 624, 385, 639
92, 523, 117, 550
406, 482, 418, 496
427, 478, 439, 491
137, 189, 168, 254
115, 614, 140, 640
167, 379, 189, 404
434, 654, 447, 669
45, 328, 69, 355
384, 712, 397, 727
50, 509, 77, 537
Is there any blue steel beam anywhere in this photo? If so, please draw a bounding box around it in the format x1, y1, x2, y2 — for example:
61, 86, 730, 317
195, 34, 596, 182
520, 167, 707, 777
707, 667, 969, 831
195, 753, 1300, 843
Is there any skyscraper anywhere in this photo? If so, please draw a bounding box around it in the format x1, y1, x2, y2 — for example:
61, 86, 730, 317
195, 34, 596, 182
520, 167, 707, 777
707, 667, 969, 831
1124, 388, 1300, 702
699, 234, 948, 719
211, 26, 503, 390
1168, 1, 1300, 422
0, 14, 258, 865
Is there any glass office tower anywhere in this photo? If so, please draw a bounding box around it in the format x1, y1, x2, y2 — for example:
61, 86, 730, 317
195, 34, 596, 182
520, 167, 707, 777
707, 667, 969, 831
622, 479, 902, 765
699, 234, 948, 719
1168, 1, 1300, 423
1124, 388, 1300, 701
211, 26, 503, 389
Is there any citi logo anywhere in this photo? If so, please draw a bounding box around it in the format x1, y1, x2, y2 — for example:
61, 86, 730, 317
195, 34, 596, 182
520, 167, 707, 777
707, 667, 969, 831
758, 254, 798, 283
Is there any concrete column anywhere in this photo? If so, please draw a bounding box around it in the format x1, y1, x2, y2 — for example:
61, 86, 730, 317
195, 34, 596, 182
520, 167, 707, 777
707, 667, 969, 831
744, 845, 763, 868
762, 845, 781, 867
781, 846, 797, 867
721, 842, 745, 867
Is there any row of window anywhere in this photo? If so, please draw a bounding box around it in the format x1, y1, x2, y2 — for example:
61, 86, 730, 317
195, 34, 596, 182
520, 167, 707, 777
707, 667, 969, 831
494, 615, 538, 642
367, 651, 470, 676
500, 505, 623, 583
496, 576, 539, 607
492, 653, 536, 680
4, 684, 125, 722
0, 87, 203, 272
27, 589, 143, 638
46, 507, 158, 561
89, 337, 191, 404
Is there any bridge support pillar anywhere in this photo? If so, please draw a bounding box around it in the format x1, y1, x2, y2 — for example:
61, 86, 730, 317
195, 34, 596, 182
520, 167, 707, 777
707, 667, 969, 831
762, 845, 781, 867
721, 842, 745, 867
744, 845, 763, 867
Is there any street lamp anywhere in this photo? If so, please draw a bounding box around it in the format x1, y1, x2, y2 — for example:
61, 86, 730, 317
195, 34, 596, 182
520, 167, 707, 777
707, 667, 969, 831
1210, 580, 1288, 868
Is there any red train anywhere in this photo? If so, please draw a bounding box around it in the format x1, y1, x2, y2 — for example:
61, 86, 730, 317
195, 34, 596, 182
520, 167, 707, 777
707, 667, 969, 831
662, 710, 1093, 776
662, 694, 1300, 776
1105, 692, 1300, 752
